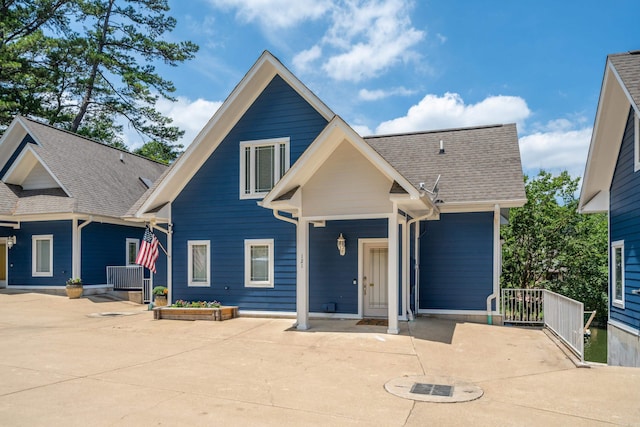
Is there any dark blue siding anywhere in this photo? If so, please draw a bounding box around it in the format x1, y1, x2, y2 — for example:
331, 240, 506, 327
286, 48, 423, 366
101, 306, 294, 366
0, 134, 36, 177
171, 75, 328, 311
609, 107, 640, 330
80, 222, 165, 285
419, 212, 493, 310
309, 219, 387, 314
8, 221, 72, 286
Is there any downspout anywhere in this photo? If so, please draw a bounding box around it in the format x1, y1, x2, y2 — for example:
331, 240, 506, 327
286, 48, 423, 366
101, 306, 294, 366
406, 197, 435, 320
273, 210, 298, 225
74, 217, 93, 279
486, 204, 501, 325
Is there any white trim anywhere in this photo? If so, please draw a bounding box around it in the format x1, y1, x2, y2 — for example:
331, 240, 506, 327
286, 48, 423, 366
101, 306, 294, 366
634, 112, 640, 172
358, 237, 389, 319
126, 238, 139, 266
2, 146, 72, 197
0, 213, 146, 228
239, 310, 296, 318
303, 213, 391, 222
188, 240, 211, 287
387, 212, 399, 334
438, 199, 527, 213
296, 220, 309, 329
611, 240, 625, 309
239, 137, 290, 199
7, 284, 113, 290
609, 319, 640, 336
309, 312, 361, 319
31, 234, 53, 277
244, 238, 275, 288
0, 237, 7, 288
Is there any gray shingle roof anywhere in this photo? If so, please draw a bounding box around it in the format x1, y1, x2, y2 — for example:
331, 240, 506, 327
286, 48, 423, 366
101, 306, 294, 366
609, 51, 640, 109
365, 124, 526, 205
2, 118, 167, 218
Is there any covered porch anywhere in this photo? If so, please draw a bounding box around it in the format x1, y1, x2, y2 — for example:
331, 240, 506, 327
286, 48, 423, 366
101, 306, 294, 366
261, 117, 438, 334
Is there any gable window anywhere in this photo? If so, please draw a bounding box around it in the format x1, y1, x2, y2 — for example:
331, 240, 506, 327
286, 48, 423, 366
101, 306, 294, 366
240, 138, 290, 199
635, 112, 640, 172
32, 235, 53, 277
612, 240, 625, 309
244, 239, 274, 288
126, 238, 139, 266
188, 240, 210, 286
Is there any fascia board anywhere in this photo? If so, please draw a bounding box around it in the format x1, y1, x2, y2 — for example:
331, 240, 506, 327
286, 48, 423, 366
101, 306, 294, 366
438, 199, 527, 213
0, 118, 28, 173
3, 146, 72, 197
579, 61, 631, 210
136, 52, 335, 217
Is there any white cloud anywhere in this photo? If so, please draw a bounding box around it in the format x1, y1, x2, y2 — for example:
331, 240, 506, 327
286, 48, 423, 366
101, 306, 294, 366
318, 0, 424, 82
375, 92, 531, 134
358, 86, 415, 101
208, 0, 332, 28
519, 126, 592, 178
123, 97, 223, 150
292, 45, 323, 73
350, 123, 374, 136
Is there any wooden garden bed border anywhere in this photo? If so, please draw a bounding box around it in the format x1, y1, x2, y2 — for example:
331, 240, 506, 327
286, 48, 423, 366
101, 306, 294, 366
153, 306, 239, 321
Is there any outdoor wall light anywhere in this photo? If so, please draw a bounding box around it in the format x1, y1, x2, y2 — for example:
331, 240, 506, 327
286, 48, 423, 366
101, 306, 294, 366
6, 235, 16, 249
337, 233, 346, 256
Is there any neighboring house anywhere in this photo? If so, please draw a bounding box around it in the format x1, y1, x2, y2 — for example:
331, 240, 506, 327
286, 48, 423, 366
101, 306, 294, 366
127, 51, 526, 334
0, 116, 167, 294
579, 50, 640, 367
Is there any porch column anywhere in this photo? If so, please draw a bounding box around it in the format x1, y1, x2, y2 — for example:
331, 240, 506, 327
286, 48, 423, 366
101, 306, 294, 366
296, 219, 310, 330
387, 213, 399, 334
72, 218, 79, 278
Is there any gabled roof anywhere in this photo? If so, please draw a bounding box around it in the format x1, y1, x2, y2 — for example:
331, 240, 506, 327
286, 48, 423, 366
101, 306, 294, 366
261, 116, 437, 217
0, 116, 167, 218
128, 50, 335, 218
579, 51, 640, 213
365, 124, 526, 210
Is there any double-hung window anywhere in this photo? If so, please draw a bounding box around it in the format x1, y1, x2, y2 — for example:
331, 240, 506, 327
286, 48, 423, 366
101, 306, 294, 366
244, 239, 274, 288
32, 235, 53, 277
126, 238, 139, 266
240, 138, 290, 198
188, 240, 210, 286
612, 240, 625, 308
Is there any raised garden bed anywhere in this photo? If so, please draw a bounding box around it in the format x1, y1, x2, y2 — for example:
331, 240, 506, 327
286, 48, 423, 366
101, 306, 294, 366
153, 306, 238, 321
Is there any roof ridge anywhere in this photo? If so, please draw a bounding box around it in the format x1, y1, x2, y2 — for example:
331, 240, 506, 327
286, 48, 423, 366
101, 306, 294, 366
363, 123, 508, 140
18, 116, 168, 167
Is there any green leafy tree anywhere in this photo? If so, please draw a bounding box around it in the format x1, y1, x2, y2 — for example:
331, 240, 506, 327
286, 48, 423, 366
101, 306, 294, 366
1, 0, 197, 156
134, 139, 182, 164
501, 171, 608, 322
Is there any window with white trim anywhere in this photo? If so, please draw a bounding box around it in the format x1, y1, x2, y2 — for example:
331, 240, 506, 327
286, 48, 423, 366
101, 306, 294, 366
188, 240, 210, 286
244, 239, 274, 288
240, 138, 290, 198
634, 112, 640, 172
126, 238, 139, 266
612, 240, 625, 309
32, 235, 53, 277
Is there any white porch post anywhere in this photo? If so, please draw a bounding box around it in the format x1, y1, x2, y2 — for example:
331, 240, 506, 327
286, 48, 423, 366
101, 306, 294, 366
387, 211, 399, 334
296, 218, 310, 330
72, 217, 79, 278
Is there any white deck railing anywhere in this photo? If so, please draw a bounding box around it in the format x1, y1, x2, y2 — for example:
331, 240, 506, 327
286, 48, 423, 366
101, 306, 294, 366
106, 265, 143, 290
502, 288, 584, 362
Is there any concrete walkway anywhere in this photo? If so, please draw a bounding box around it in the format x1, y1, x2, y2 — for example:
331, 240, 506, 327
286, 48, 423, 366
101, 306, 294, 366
0, 291, 638, 426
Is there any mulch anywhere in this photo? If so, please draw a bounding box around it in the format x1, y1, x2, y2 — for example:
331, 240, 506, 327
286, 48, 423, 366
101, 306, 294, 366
356, 318, 388, 326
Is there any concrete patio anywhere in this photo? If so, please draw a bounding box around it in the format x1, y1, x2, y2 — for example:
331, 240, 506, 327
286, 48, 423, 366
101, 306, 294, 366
0, 291, 638, 426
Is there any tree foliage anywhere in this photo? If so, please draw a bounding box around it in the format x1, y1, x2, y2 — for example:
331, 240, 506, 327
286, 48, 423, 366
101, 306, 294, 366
0, 0, 197, 163
501, 171, 608, 323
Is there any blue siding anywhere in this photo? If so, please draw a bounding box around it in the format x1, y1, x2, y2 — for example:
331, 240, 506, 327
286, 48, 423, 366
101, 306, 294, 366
609, 107, 640, 330
309, 219, 387, 314
0, 134, 36, 177
171, 75, 328, 311
8, 221, 72, 286
419, 212, 493, 310
80, 223, 167, 285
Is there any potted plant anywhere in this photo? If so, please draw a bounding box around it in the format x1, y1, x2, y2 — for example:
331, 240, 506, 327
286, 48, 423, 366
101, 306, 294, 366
152, 286, 168, 306
65, 278, 83, 299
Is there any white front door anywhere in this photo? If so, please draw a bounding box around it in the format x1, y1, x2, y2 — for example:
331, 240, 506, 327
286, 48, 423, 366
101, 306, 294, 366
363, 241, 388, 317
0, 242, 7, 288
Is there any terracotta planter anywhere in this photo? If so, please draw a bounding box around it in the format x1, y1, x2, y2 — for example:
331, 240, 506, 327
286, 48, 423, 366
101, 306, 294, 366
154, 295, 168, 306
65, 284, 83, 299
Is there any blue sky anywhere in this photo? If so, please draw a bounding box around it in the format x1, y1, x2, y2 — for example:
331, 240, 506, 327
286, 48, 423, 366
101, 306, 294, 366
142, 0, 640, 179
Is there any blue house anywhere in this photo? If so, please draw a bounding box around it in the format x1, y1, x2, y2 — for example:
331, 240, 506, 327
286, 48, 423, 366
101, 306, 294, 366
127, 51, 526, 333
0, 117, 167, 295
580, 51, 640, 367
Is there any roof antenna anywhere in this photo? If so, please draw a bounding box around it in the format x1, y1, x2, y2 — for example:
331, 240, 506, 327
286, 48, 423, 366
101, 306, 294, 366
439, 140, 445, 154
420, 175, 441, 201
120, 153, 124, 162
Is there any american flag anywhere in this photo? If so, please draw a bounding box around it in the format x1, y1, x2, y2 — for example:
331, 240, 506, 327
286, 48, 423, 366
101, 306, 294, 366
135, 227, 159, 273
